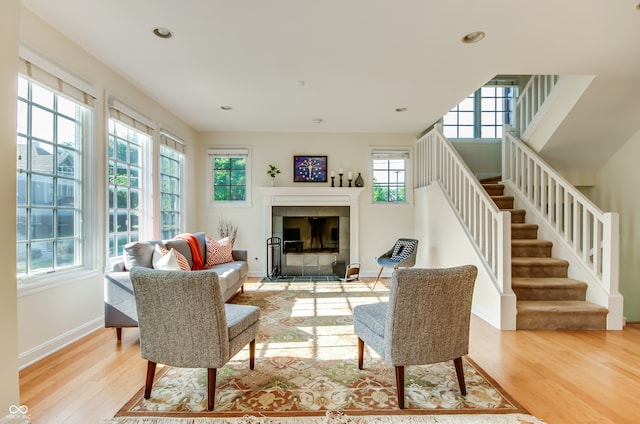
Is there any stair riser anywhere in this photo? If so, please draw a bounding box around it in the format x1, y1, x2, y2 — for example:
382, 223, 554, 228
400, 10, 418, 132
512, 246, 552, 257
484, 187, 504, 196
513, 287, 586, 301
510, 212, 526, 224
494, 199, 514, 209
512, 265, 568, 278
517, 313, 607, 330
512, 228, 538, 239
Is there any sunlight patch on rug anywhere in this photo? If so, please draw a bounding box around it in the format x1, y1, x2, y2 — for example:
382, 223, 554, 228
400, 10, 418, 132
115, 281, 534, 420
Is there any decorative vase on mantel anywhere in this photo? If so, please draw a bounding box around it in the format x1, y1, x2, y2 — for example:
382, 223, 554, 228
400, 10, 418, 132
270, 177, 276, 187
354, 172, 364, 187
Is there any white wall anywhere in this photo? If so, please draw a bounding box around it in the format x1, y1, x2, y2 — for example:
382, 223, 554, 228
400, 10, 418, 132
195, 132, 416, 277
451, 140, 502, 180
0, 0, 21, 412
592, 127, 640, 322
16, 8, 197, 368
414, 184, 509, 329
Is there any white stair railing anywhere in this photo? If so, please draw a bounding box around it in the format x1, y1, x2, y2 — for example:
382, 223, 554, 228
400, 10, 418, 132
503, 125, 619, 296
515, 75, 559, 136
416, 124, 511, 294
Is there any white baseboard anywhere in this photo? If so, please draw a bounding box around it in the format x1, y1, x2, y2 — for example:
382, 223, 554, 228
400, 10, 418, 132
18, 317, 103, 370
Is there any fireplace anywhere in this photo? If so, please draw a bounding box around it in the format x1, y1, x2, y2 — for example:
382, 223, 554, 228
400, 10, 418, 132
258, 187, 364, 277
272, 206, 349, 275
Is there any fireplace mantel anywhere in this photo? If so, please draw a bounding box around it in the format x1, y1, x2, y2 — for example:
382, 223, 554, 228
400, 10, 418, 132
258, 187, 364, 265
258, 187, 363, 206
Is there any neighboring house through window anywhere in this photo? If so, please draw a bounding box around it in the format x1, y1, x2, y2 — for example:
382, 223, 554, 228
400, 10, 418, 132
208, 147, 250, 206
442, 82, 517, 139
107, 102, 153, 257
159, 131, 185, 239
16, 61, 93, 278
371, 149, 411, 203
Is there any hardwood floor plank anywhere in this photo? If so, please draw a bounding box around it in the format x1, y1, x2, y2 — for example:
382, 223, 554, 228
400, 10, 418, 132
18, 278, 640, 423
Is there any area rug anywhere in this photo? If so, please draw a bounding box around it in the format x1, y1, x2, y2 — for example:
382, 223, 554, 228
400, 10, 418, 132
113, 281, 541, 423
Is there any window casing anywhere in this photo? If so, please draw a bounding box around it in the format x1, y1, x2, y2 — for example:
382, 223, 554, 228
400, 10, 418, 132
442, 85, 517, 139
159, 145, 183, 239
372, 149, 410, 203
16, 76, 89, 277
107, 118, 150, 257
208, 148, 250, 206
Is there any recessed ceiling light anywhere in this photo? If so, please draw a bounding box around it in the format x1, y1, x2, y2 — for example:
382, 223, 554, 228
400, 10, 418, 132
461, 31, 485, 44
312, 118, 324, 123
220, 105, 233, 111
395, 107, 407, 112
152, 27, 173, 39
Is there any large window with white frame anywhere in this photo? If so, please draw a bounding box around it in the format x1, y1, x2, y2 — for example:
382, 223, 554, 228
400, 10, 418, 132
159, 137, 183, 239
107, 111, 152, 258
442, 84, 517, 139
16, 72, 92, 278
371, 149, 410, 203
208, 147, 250, 205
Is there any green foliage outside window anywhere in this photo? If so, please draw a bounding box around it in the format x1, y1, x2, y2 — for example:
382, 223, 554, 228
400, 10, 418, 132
213, 157, 246, 201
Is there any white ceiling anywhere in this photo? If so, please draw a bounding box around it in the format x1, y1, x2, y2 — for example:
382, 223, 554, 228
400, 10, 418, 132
21, 0, 640, 136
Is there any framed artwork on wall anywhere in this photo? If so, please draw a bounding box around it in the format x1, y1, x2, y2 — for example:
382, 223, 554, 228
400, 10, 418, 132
293, 155, 328, 182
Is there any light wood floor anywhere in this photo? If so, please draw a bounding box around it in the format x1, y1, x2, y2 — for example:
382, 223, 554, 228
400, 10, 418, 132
19, 278, 640, 424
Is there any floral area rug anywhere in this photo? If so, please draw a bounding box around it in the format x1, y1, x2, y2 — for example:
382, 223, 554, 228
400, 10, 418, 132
114, 281, 535, 421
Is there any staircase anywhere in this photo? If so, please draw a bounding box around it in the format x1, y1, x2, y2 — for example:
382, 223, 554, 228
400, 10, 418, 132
481, 177, 608, 330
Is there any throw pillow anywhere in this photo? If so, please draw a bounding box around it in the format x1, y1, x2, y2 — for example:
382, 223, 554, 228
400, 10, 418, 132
391, 240, 414, 262
152, 245, 191, 271
205, 236, 234, 266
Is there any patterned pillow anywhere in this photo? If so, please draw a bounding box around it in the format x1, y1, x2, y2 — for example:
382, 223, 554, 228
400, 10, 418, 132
391, 240, 415, 262
152, 245, 191, 271
205, 236, 234, 266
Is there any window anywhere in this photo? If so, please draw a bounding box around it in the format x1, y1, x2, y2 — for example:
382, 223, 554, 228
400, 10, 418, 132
107, 109, 152, 257
372, 149, 410, 203
442, 84, 517, 139
159, 139, 183, 239
208, 148, 250, 205
16, 75, 90, 277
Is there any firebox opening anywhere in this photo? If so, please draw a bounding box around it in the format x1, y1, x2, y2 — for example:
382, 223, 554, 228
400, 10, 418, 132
283, 216, 339, 253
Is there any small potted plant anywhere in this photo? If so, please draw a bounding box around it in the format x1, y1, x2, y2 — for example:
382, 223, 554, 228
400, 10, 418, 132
267, 164, 281, 186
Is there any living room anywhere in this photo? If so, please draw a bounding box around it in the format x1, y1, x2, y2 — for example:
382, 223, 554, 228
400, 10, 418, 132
3, 2, 640, 423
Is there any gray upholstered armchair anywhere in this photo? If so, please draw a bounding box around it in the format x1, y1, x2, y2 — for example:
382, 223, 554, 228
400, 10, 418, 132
130, 267, 260, 411
354, 265, 478, 408
374, 238, 419, 286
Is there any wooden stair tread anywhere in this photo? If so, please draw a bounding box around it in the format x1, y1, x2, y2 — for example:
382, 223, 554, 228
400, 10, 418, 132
512, 277, 587, 289
517, 300, 608, 314
512, 239, 553, 247
512, 257, 569, 266
511, 223, 538, 229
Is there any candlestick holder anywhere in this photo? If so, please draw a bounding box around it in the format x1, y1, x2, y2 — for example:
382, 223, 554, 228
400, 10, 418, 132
339, 173, 344, 187
348, 179, 352, 187
331, 176, 335, 187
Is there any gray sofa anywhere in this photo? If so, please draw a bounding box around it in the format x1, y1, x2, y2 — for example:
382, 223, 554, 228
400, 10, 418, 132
104, 231, 249, 340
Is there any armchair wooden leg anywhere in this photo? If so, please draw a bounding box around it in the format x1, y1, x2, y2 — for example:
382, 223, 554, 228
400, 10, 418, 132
144, 361, 157, 399
454, 357, 466, 396
208, 368, 217, 411
395, 365, 405, 409
357, 337, 365, 369
373, 267, 384, 288
249, 339, 256, 370
116, 327, 122, 341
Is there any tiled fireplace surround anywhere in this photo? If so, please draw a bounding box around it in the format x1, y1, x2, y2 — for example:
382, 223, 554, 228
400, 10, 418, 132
259, 187, 364, 276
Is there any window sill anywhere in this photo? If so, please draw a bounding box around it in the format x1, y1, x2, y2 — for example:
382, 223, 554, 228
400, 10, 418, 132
450, 138, 502, 144
17, 267, 101, 297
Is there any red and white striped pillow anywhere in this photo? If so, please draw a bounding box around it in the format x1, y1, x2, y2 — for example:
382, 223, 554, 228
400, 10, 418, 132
152, 244, 191, 271
205, 236, 234, 267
